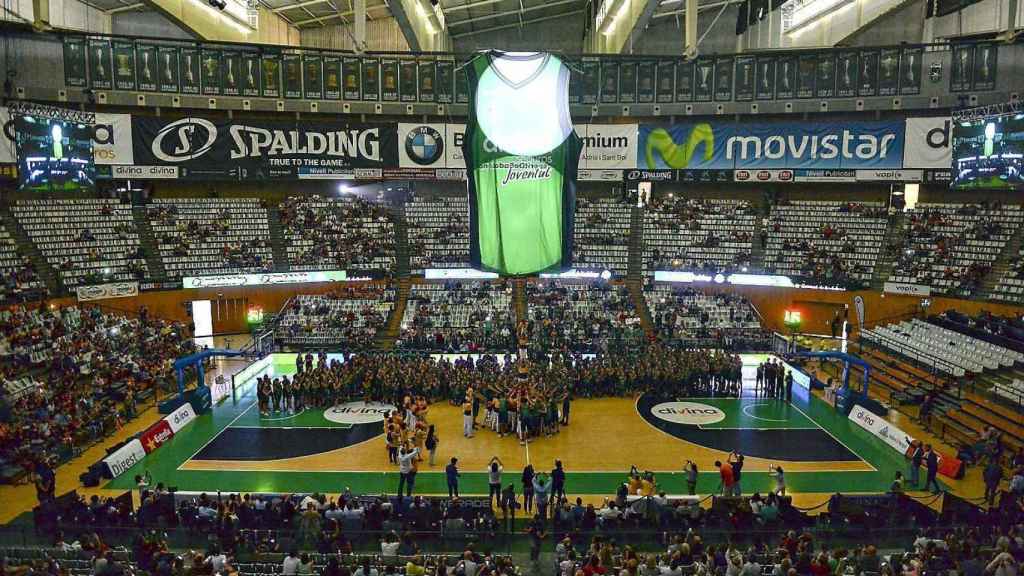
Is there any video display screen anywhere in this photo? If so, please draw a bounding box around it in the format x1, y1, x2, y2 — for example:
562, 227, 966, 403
952, 115, 1024, 190
15, 115, 95, 192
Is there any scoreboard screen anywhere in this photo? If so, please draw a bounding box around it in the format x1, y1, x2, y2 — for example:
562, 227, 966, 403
15, 115, 95, 192
952, 114, 1024, 190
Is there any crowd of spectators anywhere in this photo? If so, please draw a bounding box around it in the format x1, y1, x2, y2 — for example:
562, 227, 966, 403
149, 201, 274, 276
0, 304, 192, 484
887, 203, 1022, 296
645, 197, 756, 275
525, 282, 643, 354
645, 285, 767, 349
277, 287, 395, 350
0, 225, 45, 304
398, 282, 515, 352
280, 196, 396, 274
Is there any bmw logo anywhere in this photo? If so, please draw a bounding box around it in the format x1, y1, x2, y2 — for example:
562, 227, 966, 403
405, 126, 444, 166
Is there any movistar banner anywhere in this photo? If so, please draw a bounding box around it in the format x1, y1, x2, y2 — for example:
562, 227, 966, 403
131, 117, 397, 180
639, 120, 905, 170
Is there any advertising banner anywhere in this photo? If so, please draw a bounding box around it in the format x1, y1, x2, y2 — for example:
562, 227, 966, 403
139, 419, 173, 454
182, 270, 348, 288
794, 169, 857, 182
163, 402, 197, 433
131, 117, 396, 180
75, 281, 139, 302
102, 438, 145, 478
639, 120, 905, 170
734, 169, 794, 183
93, 113, 134, 166
849, 404, 912, 454
883, 281, 931, 296
856, 169, 923, 182
903, 117, 951, 168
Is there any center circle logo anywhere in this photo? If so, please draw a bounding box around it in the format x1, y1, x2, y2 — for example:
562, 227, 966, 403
405, 126, 444, 165
651, 401, 726, 425
324, 401, 397, 424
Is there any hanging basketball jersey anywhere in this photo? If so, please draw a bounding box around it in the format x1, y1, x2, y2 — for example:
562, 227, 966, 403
463, 51, 581, 276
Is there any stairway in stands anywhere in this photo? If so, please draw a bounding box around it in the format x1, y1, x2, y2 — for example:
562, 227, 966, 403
748, 215, 766, 272
974, 223, 1024, 300
265, 205, 290, 273
130, 204, 168, 285
0, 204, 62, 296
378, 277, 410, 350
392, 204, 410, 277
513, 278, 527, 327
869, 211, 906, 291
626, 206, 654, 336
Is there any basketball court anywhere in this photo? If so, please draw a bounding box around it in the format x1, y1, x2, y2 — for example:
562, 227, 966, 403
100, 353, 930, 500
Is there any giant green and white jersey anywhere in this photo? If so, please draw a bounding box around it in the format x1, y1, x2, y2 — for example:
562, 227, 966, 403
464, 51, 581, 276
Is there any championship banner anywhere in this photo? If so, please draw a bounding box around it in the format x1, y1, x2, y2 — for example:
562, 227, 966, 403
903, 117, 951, 169
639, 120, 905, 171
75, 281, 139, 302
464, 51, 579, 276
139, 419, 173, 454
131, 117, 396, 180
102, 438, 145, 478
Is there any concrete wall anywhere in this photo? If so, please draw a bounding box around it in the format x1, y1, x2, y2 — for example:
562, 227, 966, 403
840, 0, 927, 46
112, 9, 195, 39
1, 0, 110, 32
931, 0, 1024, 39
631, 4, 740, 56
452, 12, 586, 52
301, 17, 412, 51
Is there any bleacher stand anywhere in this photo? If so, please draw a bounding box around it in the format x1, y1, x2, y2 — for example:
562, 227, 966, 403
644, 285, 766, 348
644, 198, 756, 274
406, 195, 470, 273
398, 281, 514, 352
0, 223, 45, 303
149, 198, 273, 279
280, 195, 396, 275
525, 280, 642, 353
573, 197, 631, 274
276, 287, 395, 349
861, 318, 1024, 378
764, 201, 888, 289
990, 245, 1024, 303
887, 203, 1023, 297
0, 305, 190, 484
13, 199, 147, 288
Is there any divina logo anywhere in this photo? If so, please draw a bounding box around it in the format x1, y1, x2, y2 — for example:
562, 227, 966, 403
650, 401, 726, 425
323, 401, 397, 424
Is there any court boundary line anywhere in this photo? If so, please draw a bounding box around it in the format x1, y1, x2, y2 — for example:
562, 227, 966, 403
229, 425, 353, 430
173, 465, 878, 475
176, 383, 259, 471
631, 395, 876, 472
790, 401, 878, 472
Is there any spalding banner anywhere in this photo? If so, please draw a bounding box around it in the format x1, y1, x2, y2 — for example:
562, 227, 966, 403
131, 117, 398, 180
464, 51, 581, 276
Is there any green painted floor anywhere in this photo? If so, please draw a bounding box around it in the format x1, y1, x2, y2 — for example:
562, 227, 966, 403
106, 354, 935, 497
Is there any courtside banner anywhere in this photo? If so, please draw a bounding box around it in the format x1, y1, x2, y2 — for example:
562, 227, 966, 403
639, 120, 905, 170
131, 117, 397, 180
102, 438, 146, 478
163, 402, 197, 433
849, 404, 912, 454
139, 419, 174, 454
